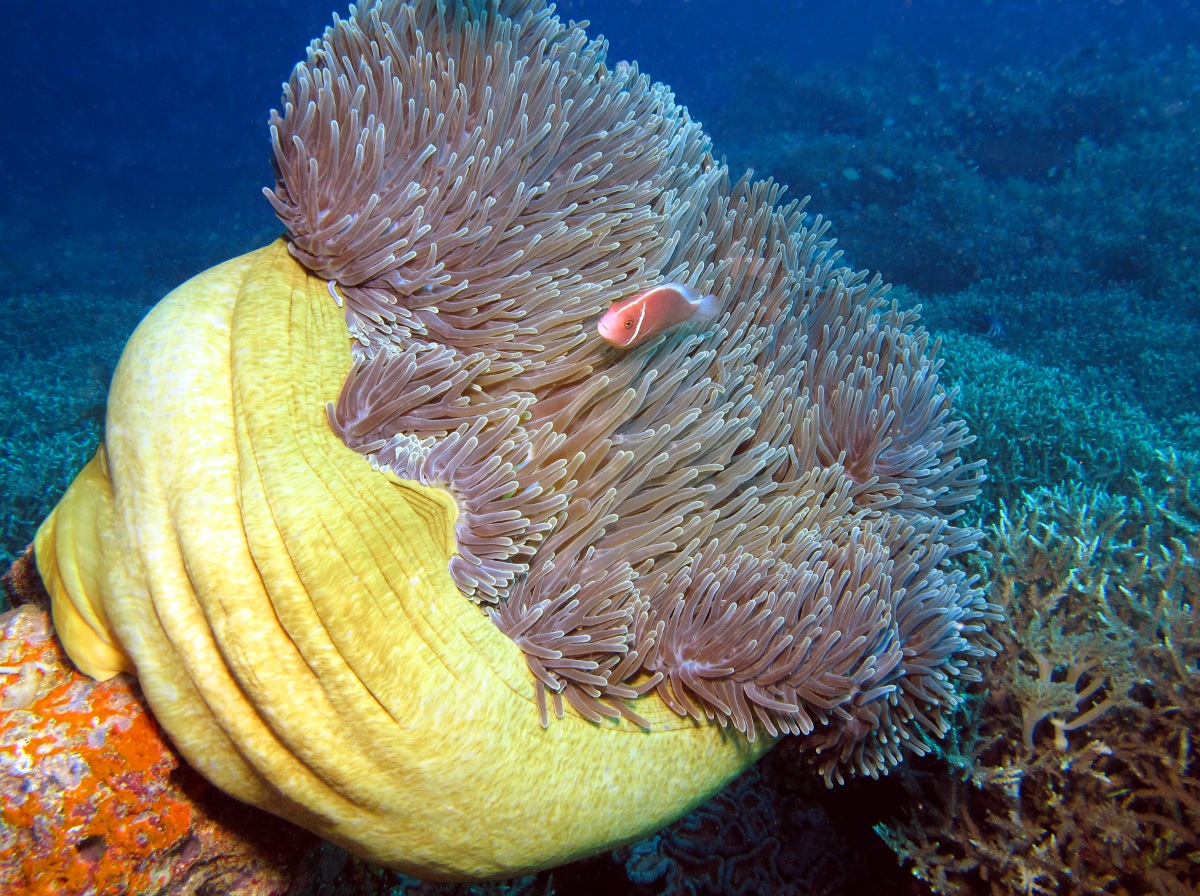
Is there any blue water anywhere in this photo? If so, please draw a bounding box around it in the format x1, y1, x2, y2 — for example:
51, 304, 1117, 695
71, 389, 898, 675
10, 1, 1199, 236
7, 1, 1199, 290
4, 2, 1199, 894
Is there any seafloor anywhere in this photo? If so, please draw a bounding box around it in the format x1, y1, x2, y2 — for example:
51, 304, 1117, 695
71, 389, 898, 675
2, 11, 1198, 896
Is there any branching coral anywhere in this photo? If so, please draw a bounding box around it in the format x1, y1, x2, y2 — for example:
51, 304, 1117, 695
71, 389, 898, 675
879, 455, 1200, 895
932, 332, 1178, 510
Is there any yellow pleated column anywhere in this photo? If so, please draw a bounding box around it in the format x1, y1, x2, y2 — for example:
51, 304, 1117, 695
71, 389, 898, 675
35, 239, 770, 879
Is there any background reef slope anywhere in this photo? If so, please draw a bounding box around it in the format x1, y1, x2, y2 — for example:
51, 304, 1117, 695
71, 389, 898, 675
3, 1, 1198, 894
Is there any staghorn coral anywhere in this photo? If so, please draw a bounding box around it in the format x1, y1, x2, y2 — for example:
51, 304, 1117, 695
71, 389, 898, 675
931, 331, 1188, 512
33, 0, 991, 877
879, 457, 1200, 895
920, 286, 1200, 439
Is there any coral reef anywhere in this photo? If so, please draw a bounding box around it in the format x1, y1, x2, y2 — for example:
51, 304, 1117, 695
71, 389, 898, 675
917, 286, 1200, 435
616, 764, 850, 896
3, 1, 1195, 893
931, 332, 1189, 511
726, 44, 1200, 302
723, 43, 1200, 431
871, 326, 1200, 894
878, 461, 1200, 894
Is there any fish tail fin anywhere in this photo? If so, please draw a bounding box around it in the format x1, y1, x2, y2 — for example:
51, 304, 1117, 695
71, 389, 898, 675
695, 292, 721, 321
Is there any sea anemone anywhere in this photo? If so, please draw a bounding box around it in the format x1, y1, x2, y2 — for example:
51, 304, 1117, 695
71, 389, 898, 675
34, 0, 993, 879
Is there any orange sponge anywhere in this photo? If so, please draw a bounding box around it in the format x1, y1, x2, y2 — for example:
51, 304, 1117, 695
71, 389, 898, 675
0, 550, 312, 896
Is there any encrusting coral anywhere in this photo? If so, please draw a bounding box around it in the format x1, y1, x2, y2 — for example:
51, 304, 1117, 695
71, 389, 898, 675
32, 0, 993, 880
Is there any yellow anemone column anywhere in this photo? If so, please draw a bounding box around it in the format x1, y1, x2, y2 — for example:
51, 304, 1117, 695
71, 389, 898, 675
35, 240, 769, 879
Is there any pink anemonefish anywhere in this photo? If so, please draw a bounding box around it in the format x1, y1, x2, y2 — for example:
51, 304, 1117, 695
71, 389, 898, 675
597, 283, 720, 349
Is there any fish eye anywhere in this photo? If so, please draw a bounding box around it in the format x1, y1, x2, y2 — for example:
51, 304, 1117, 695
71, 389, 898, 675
624, 320, 633, 328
